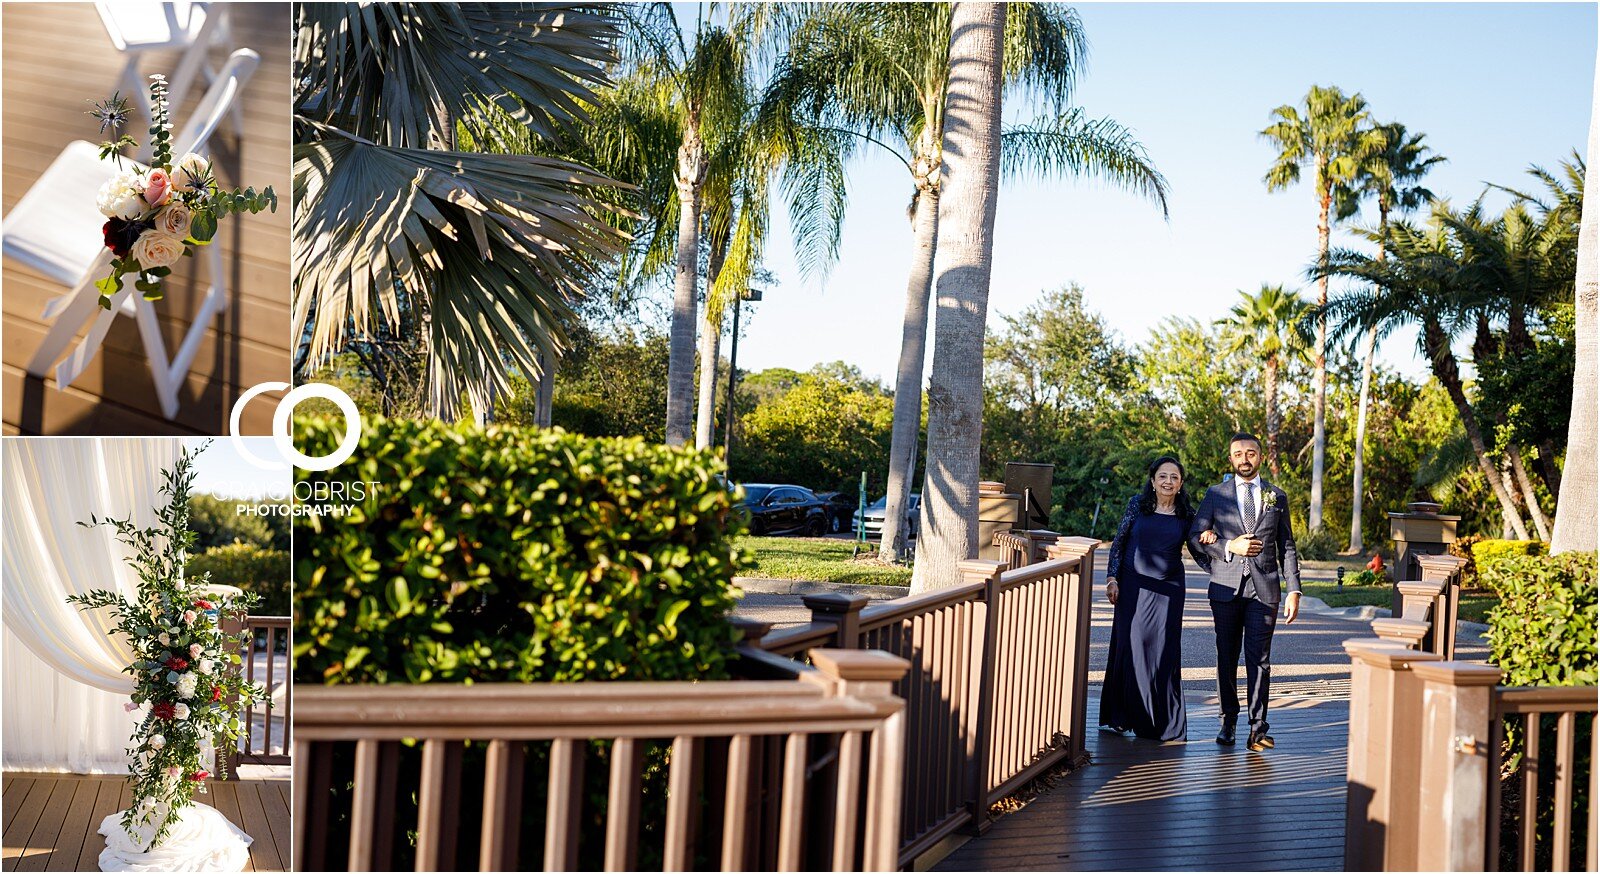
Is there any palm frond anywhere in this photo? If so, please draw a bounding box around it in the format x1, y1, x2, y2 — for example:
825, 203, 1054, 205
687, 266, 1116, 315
1000, 110, 1170, 217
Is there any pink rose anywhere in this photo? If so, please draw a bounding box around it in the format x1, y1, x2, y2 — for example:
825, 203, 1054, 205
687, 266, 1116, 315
189, 643, 202, 659
123, 702, 139, 712
182, 609, 197, 625
142, 169, 171, 207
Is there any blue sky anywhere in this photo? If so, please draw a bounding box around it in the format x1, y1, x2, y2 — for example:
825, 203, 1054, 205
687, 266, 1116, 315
728, 3, 1597, 385
187, 438, 289, 500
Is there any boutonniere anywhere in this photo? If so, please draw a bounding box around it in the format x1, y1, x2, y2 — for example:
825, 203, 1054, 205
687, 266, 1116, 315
1263, 490, 1279, 509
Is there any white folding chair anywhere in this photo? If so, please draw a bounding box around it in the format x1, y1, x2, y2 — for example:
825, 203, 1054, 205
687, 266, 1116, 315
1, 48, 262, 421
96, 2, 239, 139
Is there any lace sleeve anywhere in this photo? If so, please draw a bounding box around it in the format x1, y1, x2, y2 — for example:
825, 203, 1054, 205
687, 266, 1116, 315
1105, 495, 1141, 582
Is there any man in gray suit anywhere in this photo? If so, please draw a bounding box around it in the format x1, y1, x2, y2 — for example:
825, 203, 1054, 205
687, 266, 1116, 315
1188, 432, 1302, 751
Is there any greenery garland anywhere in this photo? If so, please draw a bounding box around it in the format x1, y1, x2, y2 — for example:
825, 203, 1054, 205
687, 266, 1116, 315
67, 443, 264, 849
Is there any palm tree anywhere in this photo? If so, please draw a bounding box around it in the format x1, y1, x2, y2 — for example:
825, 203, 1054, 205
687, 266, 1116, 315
913, 1, 1005, 593
1316, 213, 1530, 540
1216, 285, 1311, 479
1551, 53, 1598, 554
1334, 122, 1442, 551
1261, 85, 1384, 532
291, 3, 628, 422
759, 3, 1169, 561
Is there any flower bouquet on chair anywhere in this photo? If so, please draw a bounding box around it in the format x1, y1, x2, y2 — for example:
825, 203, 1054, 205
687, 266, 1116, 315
67, 445, 266, 871
91, 73, 275, 309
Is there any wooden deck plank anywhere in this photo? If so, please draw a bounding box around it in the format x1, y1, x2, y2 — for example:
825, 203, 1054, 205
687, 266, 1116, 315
1, 2, 291, 436
0, 778, 34, 833
12, 777, 76, 872
3, 774, 287, 872
41, 779, 99, 872
934, 694, 1350, 872
206, 781, 253, 873
74, 780, 123, 874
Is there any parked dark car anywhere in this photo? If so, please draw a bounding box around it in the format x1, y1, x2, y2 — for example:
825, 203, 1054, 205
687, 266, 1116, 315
735, 484, 831, 536
853, 493, 921, 539
814, 491, 860, 534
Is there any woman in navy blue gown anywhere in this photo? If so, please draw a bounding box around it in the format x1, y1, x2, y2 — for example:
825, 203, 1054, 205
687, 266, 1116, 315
1099, 455, 1205, 741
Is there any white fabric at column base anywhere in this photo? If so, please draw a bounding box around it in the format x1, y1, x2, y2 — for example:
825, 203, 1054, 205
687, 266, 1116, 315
97, 802, 252, 872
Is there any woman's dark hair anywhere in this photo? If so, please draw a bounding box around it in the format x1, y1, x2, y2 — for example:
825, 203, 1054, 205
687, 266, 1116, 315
1137, 455, 1194, 519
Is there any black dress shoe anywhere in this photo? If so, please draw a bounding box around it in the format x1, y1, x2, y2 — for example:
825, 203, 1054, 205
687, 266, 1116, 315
1216, 722, 1236, 745
1247, 728, 1275, 751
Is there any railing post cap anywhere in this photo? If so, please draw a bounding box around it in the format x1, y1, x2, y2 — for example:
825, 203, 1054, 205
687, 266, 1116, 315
1396, 579, 1447, 597
1371, 617, 1430, 643
809, 648, 911, 683
1410, 661, 1504, 687
1415, 553, 1467, 573
957, 559, 1006, 581
1344, 639, 1444, 668
1048, 536, 1100, 556
800, 592, 870, 614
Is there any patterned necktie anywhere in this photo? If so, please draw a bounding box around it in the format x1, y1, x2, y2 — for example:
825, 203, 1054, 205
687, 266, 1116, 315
1242, 482, 1257, 534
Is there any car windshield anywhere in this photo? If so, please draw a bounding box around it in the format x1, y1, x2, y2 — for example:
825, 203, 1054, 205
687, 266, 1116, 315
866, 494, 919, 512
740, 485, 772, 505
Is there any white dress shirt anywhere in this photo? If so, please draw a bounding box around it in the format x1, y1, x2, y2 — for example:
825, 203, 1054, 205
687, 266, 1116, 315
1225, 475, 1263, 563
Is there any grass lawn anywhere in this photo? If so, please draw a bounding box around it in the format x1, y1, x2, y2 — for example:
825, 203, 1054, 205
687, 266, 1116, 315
738, 536, 912, 587
1302, 579, 1499, 625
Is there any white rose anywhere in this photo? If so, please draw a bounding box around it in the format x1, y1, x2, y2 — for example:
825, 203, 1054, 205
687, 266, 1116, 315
129, 231, 185, 269
198, 658, 215, 675
156, 202, 192, 238
173, 703, 190, 720
176, 672, 198, 699
95, 170, 148, 220
148, 734, 166, 751
172, 152, 212, 193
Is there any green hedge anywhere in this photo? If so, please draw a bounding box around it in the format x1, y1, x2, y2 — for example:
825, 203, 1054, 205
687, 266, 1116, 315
1484, 552, 1596, 687
1472, 539, 1546, 578
187, 542, 290, 615
293, 416, 751, 685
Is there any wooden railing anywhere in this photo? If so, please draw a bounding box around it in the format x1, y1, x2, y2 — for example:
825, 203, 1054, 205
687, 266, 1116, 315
220, 613, 290, 777
1344, 641, 1597, 871
1372, 553, 1468, 659
293, 649, 910, 872
739, 536, 1098, 868
991, 529, 1060, 570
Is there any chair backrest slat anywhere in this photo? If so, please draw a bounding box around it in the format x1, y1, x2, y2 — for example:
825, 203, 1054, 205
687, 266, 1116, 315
172, 48, 259, 158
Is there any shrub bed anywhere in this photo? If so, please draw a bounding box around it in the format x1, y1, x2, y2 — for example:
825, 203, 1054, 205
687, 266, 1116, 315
293, 416, 751, 685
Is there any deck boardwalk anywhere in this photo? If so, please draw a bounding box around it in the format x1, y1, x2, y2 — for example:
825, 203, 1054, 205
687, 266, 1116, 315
1, 3, 290, 436
0, 773, 288, 872
934, 691, 1349, 871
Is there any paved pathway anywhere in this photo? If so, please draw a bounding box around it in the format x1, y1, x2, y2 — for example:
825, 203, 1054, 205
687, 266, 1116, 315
734, 549, 1487, 871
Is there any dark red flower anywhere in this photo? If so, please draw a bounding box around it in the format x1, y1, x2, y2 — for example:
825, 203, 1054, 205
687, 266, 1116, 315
164, 656, 188, 670
101, 218, 148, 258
152, 702, 176, 720
189, 771, 209, 781
194, 599, 214, 610
211, 685, 223, 702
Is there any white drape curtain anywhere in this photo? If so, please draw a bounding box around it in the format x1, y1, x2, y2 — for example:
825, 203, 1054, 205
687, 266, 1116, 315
3, 438, 183, 773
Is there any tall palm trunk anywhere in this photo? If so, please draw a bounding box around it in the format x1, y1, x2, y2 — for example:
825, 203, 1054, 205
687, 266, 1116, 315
912, 1, 1004, 594
880, 175, 940, 562
1423, 320, 1530, 540
666, 125, 707, 446
1510, 450, 1551, 540
533, 349, 555, 427
1308, 168, 1330, 531
1349, 216, 1386, 553
695, 243, 728, 449
1551, 45, 1598, 554
1264, 355, 1281, 477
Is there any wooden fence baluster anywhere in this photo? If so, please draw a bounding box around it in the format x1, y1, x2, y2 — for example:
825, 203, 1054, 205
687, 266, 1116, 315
832, 730, 863, 871
664, 736, 697, 871
348, 739, 380, 871
721, 735, 753, 870
604, 738, 643, 872
416, 740, 461, 872
292, 739, 309, 872
776, 732, 807, 872
1523, 713, 1541, 872
542, 738, 582, 872
1554, 711, 1575, 872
